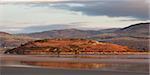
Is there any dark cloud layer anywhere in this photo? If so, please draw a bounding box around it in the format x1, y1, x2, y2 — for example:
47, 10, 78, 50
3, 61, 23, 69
31, 0, 149, 20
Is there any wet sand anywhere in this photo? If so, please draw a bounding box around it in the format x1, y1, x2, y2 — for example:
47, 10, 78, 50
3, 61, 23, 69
1, 66, 149, 75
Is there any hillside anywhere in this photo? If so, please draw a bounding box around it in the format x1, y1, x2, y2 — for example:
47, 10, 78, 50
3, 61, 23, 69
91, 22, 150, 39
104, 37, 149, 51
4, 39, 137, 55
90, 22, 150, 51
0, 32, 11, 36
21, 29, 101, 39
119, 23, 149, 33
22, 23, 149, 39
116, 23, 149, 38
0, 33, 33, 49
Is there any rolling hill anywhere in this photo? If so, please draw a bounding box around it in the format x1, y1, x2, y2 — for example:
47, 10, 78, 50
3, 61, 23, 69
20, 29, 102, 39
90, 23, 150, 51
22, 23, 149, 39
0, 32, 33, 49
0, 32, 11, 36
4, 39, 137, 55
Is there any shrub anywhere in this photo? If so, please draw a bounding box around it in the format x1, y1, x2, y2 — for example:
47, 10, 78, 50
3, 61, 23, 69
34, 39, 48, 43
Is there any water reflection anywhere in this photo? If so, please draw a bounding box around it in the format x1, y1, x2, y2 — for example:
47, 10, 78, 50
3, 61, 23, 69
1, 55, 149, 73
21, 61, 149, 73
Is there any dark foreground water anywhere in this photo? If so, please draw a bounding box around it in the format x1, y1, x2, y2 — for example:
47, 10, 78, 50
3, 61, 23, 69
0, 54, 149, 75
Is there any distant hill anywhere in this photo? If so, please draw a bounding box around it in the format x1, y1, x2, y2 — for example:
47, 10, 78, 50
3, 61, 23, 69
21, 29, 102, 39
0, 32, 33, 49
92, 23, 149, 39
90, 22, 150, 51
116, 23, 149, 37
22, 22, 149, 39
0, 32, 11, 36
120, 23, 149, 33
4, 39, 137, 55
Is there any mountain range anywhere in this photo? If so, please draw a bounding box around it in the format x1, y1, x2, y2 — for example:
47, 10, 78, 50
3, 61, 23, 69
0, 22, 149, 51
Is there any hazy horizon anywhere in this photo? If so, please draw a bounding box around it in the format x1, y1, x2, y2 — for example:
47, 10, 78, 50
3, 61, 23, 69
0, 0, 149, 33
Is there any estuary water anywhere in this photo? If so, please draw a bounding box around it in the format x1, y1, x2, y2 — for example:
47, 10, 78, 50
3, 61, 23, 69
0, 54, 149, 75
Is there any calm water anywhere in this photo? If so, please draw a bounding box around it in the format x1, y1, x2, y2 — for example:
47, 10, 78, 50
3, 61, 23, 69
0, 54, 149, 73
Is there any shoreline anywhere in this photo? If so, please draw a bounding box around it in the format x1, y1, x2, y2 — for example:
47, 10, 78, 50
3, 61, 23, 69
1, 54, 149, 64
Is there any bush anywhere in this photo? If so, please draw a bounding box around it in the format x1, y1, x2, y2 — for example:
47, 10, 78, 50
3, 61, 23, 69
34, 39, 48, 43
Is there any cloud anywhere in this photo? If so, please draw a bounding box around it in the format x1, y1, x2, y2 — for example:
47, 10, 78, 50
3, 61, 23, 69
0, 0, 149, 33
31, 0, 149, 20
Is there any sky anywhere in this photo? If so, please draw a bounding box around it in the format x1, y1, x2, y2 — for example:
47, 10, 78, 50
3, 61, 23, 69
0, 0, 149, 33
